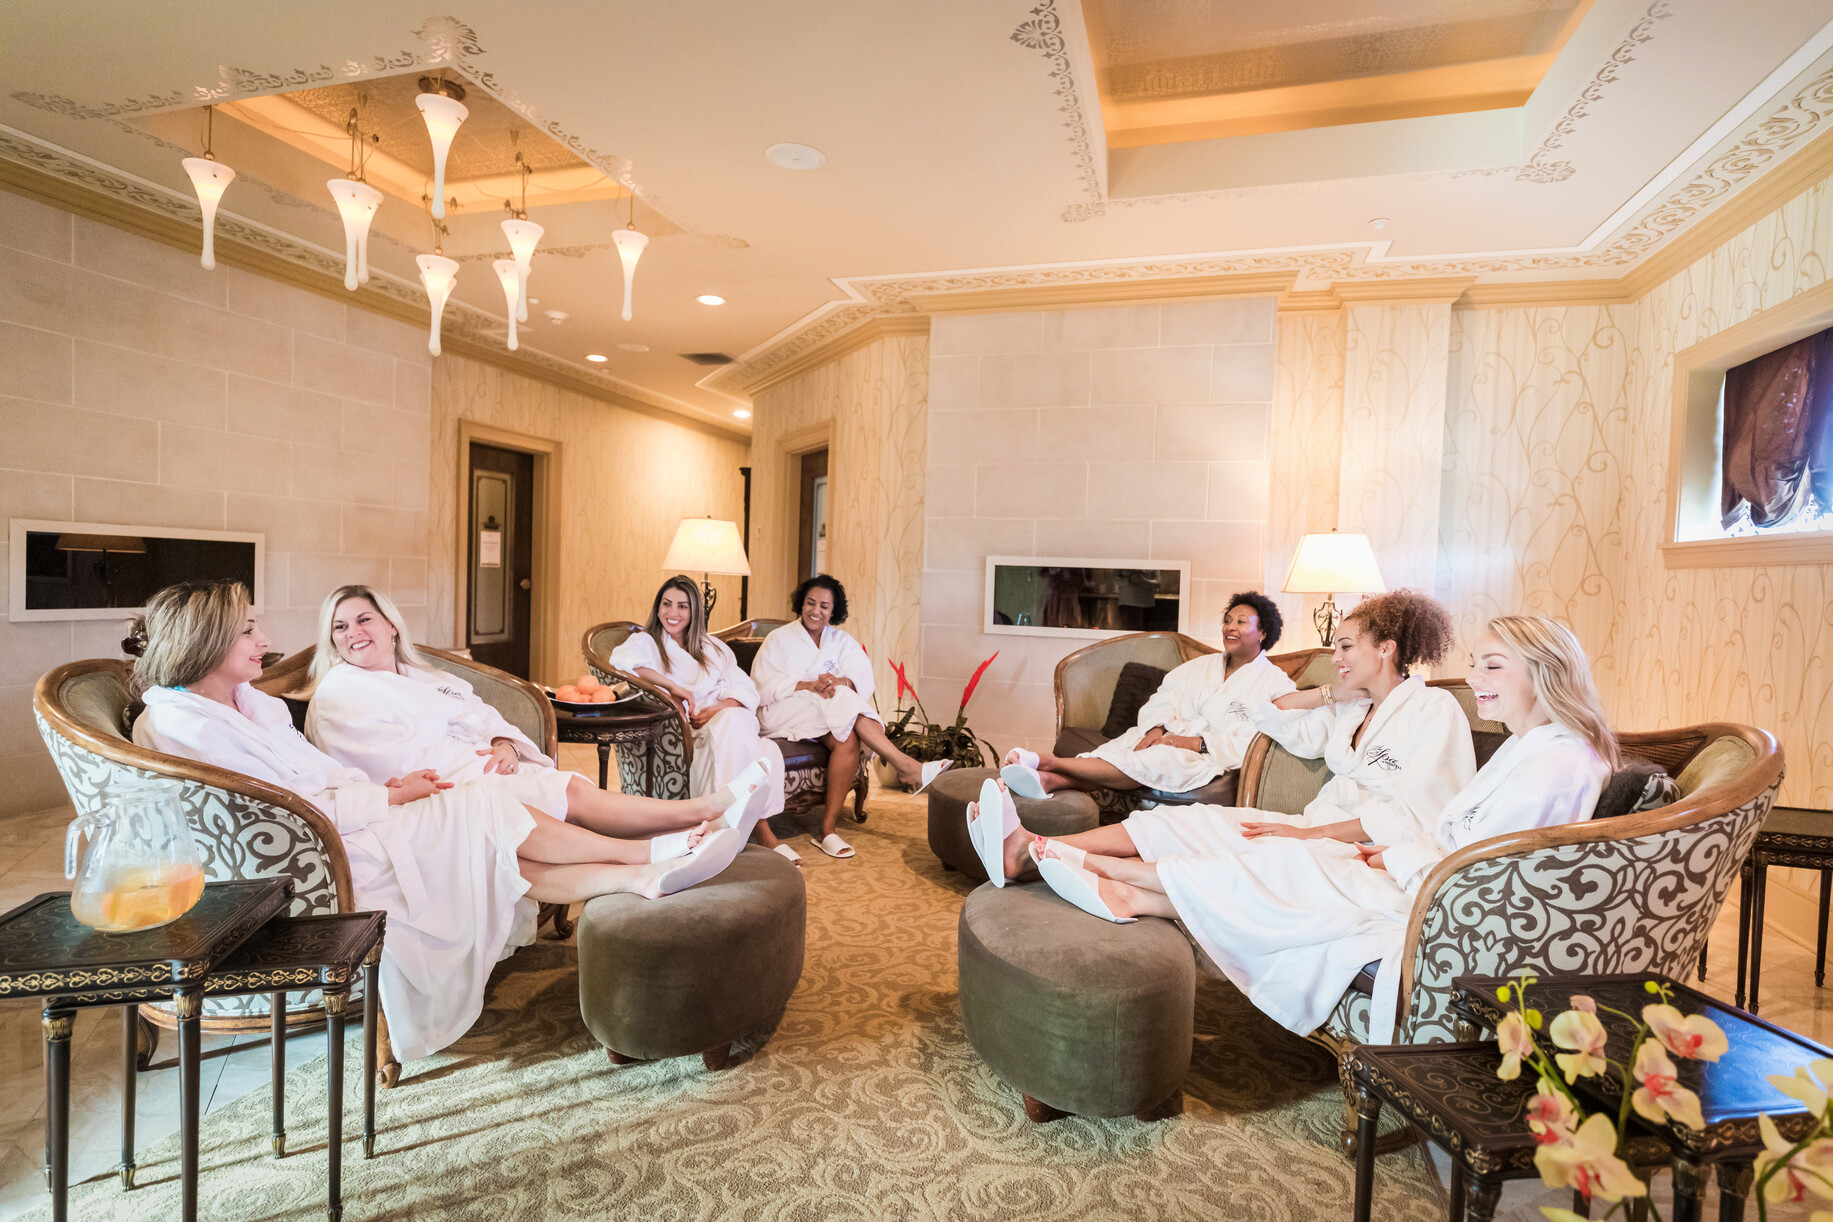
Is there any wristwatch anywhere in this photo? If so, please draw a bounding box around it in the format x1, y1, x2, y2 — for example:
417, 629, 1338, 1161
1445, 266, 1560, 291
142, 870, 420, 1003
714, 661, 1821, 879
1195, 738, 1209, 754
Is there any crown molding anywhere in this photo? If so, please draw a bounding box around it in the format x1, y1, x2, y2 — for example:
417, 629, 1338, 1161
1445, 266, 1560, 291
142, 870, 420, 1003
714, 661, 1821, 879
1333, 276, 1478, 305
742, 313, 931, 396
1275, 289, 1345, 315
908, 270, 1299, 314
0, 149, 748, 442
1456, 279, 1636, 308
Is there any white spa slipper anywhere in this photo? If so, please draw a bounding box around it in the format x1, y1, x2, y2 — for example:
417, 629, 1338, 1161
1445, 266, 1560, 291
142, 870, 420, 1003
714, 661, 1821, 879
911, 759, 953, 796
1037, 855, 1137, 924
1000, 762, 1046, 799
967, 778, 1021, 886
1003, 748, 1040, 770
719, 759, 771, 837
652, 827, 745, 897
1028, 837, 1085, 872
772, 843, 804, 867
647, 829, 694, 863
815, 833, 855, 859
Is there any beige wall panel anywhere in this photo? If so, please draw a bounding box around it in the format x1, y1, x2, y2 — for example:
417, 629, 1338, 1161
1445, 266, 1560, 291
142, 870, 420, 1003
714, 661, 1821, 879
1268, 312, 1345, 648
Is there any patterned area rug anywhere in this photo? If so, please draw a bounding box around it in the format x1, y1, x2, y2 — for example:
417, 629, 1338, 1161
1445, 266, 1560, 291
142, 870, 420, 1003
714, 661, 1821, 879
33, 793, 1443, 1221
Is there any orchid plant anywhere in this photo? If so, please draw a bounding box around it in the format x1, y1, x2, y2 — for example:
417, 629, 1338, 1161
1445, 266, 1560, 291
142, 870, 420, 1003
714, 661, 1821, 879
879, 655, 998, 778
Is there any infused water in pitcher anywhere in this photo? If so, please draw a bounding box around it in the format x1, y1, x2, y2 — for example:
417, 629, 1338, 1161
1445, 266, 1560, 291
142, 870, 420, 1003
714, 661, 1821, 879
65, 779, 205, 933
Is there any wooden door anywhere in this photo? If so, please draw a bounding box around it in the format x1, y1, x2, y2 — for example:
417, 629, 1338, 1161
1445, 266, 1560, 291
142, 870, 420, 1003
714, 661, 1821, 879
796, 448, 828, 582
467, 442, 535, 677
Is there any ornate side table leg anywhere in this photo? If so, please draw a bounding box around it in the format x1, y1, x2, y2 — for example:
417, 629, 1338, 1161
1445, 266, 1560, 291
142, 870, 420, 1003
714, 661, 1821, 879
1736, 858, 1753, 1009
43, 1007, 73, 1222
1717, 1158, 1754, 1222
119, 1005, 137, 1189
1464, 1177, 1501, 1222
1670, 1155, 1708, 1222
1350, 1079, 1380, 1222
1750, 853, 1771, 1014
596, 738, 611, 791
1818, 869, 1830, 989
176, 987, 202, 1222
1448, 1164, 1465, 1220
325, 990, 347, 1222
270, 990, 286, 1157
362, 945, 379, 1158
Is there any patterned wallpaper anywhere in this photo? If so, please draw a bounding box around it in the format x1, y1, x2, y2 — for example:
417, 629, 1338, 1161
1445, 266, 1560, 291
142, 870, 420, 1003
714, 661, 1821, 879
747, 335, 929, 706
1267, 313, 1344, 649
430, 357, 750, 686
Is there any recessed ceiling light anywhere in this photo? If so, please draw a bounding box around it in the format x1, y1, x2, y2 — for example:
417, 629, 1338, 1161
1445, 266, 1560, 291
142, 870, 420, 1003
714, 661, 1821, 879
586, 353, 607, 362
544, 309, 568, 324
618, 342, 648, 352
733, 409, 752, 419
765, 143, 825, 170
1368, 217, 1390, 230
527, 297, 541, 305
697, 294, 726, 306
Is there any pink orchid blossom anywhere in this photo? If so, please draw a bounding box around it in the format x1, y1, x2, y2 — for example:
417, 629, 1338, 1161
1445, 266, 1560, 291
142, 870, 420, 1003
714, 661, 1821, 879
1526, 1080, 1579, 1145
1535, 1113, 1648, 1203
1755, 1114, 1833, 1204
1771, 1061, 1833, 1119
1496, 1011, 1535, 1081
1550, 1009, 1610, 1083
1642, 1003, 1729, 1062
1631, 1040, 1706, 1130
1568, 994, 1596, 1014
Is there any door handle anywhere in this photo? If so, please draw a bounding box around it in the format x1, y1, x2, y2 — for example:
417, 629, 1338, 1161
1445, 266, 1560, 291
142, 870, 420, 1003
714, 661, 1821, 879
519, 578, 532, 590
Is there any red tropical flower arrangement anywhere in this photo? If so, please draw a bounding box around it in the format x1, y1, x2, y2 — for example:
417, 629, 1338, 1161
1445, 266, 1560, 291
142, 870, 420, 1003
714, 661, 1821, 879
879, 653, 999, 781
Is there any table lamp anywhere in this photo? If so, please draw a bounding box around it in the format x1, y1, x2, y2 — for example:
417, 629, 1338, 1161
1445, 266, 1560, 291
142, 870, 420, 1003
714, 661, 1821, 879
663, 518, 751, 618
1280, 530, 1385, 646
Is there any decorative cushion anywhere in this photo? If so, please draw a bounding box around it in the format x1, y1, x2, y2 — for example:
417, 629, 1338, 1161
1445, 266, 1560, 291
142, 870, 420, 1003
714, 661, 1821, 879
926, 767, 1099, 881
1051, 725, 1108, 757
1594, 761, 1680, 820
1101, 662, 1168, 739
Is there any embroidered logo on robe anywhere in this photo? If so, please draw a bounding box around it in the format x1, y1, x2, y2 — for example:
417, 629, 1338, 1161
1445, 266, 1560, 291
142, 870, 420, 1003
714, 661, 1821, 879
1455, 800, 1485, 833
1226, 700, 1250, 721
437, 685, 467, 701
1364, 746, 1404, 772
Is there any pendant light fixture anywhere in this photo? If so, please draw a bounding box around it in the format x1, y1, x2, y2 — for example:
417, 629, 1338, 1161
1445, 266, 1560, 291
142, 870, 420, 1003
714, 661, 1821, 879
492, 259, 521, 351
612, 193, 648, 322
179, 105, 234, 270
500, 150, 542, 324
416, 76, 467, 220
418, 213, 458, 357
327, 102, 381, 291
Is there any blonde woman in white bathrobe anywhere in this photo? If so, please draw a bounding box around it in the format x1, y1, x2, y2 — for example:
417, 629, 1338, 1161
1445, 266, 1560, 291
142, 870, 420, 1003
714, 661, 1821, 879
1027, 614, 1616, 1042
127, 582, 754, 1065
972, 590, 1473, 885
999, 592, 1296, 799
751, 575, 951, 859
609, 576, 792, 860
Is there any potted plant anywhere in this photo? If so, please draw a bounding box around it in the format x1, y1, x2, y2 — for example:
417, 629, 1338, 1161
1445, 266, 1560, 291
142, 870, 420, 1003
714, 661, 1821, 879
873, 656, 998, 790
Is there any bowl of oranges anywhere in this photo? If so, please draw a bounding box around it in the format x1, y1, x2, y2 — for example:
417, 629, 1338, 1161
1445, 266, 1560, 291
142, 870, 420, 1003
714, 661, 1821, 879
548, 673, 630, 714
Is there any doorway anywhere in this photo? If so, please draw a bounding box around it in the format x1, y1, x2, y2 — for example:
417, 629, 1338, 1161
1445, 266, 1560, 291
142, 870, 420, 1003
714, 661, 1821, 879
467, 442, 535, 677
796, 448, 828, 582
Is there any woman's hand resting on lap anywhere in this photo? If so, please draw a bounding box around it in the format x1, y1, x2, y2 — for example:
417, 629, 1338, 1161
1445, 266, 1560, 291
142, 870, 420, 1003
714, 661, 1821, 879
1354, 843, 1388, 871
477, 738, 520, 775
1239, 821, 1313, 840
385, 769, 453, 805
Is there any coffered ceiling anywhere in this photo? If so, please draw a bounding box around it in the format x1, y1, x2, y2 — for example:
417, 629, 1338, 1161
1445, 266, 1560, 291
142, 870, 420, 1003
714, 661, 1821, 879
3, 1, 1833, 432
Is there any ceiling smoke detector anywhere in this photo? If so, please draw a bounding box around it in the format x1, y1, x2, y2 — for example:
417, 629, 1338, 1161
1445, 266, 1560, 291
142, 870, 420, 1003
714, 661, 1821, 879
765, 143, 825, 170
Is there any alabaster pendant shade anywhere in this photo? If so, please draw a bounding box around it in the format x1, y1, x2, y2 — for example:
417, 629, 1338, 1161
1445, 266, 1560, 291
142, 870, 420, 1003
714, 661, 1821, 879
501, 218, 543, 323
416, 93, 468, 219
492, 259, 520, 352
326, 178, 383, 290
180, 157, 235, 270
416, 254, 460, 356
612, 226, 648, 322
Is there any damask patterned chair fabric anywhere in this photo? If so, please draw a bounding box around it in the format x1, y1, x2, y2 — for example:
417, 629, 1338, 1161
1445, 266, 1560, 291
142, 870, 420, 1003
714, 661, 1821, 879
34, 659, 351, 1026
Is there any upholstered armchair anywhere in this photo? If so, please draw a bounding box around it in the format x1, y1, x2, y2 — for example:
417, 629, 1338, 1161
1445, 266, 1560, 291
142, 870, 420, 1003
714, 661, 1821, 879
1050, 632, 1336, 820
580, 621, 697, 803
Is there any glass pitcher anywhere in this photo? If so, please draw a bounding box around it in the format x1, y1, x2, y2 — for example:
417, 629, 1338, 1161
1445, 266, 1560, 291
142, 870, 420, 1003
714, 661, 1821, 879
65, 779, 205, 933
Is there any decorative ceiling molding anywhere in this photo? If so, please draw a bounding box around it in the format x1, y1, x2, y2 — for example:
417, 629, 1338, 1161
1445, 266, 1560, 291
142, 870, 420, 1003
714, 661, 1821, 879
907, 271, 1299, 315
1009, 0, 1104, 223
745, 315, 930, 397
0, 125, 746, 438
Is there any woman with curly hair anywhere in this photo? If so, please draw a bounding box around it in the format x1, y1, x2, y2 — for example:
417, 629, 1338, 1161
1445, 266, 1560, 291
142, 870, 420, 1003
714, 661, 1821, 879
752, 574, 951, 859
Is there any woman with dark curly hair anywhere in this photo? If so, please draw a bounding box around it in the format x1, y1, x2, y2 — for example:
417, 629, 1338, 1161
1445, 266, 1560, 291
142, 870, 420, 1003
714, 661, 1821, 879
752, 574, 951, 858
972, 589, 1475, 885
998, 592, 1295, 798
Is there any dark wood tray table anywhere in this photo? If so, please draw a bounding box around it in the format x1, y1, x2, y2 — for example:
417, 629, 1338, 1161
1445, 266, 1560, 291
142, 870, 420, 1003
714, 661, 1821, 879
554, 695, 676, 793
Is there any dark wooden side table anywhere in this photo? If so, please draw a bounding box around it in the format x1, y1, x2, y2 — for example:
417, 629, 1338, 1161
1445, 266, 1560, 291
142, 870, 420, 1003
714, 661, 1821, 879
0, 879, 291, 1222
1455, 972, 1828, 1222
554, 697, 675, 793
1735, 806, 1833, 1013
1346, 1040, 1669, 1222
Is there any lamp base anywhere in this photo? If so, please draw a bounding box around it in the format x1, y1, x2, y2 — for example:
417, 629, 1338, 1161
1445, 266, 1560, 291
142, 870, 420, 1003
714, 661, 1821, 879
701, 576, 718, 619
1312, 596, 1341, 648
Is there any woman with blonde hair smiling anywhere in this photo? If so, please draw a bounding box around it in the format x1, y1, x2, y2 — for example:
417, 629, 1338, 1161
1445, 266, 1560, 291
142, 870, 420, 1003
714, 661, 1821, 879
130, 581, 759, 1065
1025, 614, 1616, 1043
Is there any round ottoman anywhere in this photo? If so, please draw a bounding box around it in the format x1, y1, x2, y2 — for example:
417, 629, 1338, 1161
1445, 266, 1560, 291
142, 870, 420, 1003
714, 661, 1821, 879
957, 880, 1194, 1120
577, 846, 806, 1069
927, 767, 1099, 881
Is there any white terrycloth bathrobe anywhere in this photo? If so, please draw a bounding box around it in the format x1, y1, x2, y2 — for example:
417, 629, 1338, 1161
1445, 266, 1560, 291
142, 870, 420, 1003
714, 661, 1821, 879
751, 622, 881, 743
135, 683, 554, 1063
1146, 722, 1608, 1041
609, 631, 785, 822
1126, 675, 1477, 856
1084, 651, 1297, 789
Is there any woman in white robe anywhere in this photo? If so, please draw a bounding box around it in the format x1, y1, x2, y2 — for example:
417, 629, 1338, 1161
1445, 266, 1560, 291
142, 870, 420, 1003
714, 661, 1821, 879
609, 576, 791, 860
1000, 593, 1296, 798
972, 590, 1474, 886
304, 585, 770, 844
1030, 614, 1617, 1043
127, 581, 753, 1064
751, 575, 950, 859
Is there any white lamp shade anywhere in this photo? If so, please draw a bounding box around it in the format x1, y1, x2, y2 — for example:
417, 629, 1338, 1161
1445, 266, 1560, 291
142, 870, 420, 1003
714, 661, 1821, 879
612, 226, 648, 322
416, 254, 460, 357
492, 259, 520, 352
662, 518, 750, 576
1281, 531, 1386, 595
180, 157, 235, 270
416, 93, 468, 219
326, 178, 383, 290
500, 218, 543, 323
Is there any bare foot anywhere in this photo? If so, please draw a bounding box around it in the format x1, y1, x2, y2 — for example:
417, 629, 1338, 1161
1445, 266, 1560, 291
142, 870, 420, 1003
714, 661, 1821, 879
1096, 875, 1142, 919
1000, 826, 1037, 881
685, 819, 716, 849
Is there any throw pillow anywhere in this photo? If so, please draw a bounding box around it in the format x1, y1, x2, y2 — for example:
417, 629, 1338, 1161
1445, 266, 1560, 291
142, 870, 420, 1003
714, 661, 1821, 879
1102, 662, 1169, 740
1593, 759, 1679, 819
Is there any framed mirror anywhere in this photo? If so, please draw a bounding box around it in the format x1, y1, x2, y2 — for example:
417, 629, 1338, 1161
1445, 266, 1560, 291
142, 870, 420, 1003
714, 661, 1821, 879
983, 556, 1190, 640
